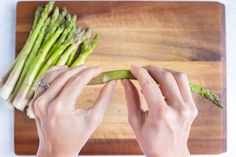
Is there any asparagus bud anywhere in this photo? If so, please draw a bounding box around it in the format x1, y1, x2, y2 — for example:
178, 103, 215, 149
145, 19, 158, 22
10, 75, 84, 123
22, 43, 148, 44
32, 6, 44, 30
71, 34, 99, 67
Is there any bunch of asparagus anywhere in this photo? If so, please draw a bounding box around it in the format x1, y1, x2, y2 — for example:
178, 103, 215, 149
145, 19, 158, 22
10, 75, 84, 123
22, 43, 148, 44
0, 1, 99, 113
0, 1, 223, 117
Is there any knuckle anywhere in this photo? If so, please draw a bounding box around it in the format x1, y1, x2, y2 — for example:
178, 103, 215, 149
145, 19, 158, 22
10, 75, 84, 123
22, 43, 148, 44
48, 104, 62, 118
142, 78, 152, 87
156, 107, 168, 120
33, 101, 45, 116
63, 70, 73, 77
92, 114, 103, 124
179, 107, 192, 120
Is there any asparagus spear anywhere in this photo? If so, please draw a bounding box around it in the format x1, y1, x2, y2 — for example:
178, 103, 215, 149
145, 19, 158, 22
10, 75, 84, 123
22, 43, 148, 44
0, 6, 43, 73
32, 6, 44, 30
43, 8, 67, 45
37, 27, 80, 78
66, 28, 91, 66
88, 70, 223, 108
11, 17, 51, 101
55, 43, 78, 66
55, 28, 92, 66
66, 48, 78, 66
0, 1, 54, 100
13, 25, 65, 111
0, 6, 44, 102
37, 40, 74, 80
71, 34, 99, 67
47, 15, 77, 58
49, 7, 60, 26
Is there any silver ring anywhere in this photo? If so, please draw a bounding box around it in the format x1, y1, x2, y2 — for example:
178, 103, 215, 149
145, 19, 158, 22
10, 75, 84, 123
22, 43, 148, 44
36, 81, 50, 90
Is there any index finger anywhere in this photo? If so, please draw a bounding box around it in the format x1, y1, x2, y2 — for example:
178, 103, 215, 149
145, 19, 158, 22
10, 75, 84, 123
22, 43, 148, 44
56, 67, 102, 106
130, 65, 166, 110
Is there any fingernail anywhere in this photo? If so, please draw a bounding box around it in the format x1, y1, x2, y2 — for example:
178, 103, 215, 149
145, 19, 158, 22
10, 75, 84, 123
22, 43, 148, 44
109, 80, 117, 89
131, 65, 140, 70
93, 67, 102, 73
130, 65, 141, 73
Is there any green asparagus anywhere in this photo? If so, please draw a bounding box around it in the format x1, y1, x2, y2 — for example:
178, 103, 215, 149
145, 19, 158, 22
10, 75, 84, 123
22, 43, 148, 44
32, 6, 44, 30
26, 28, 82, 102
66, 28, 91, 66
43, 8, 67, 45
47, 15, 77, 58
0, 1, 54, 100
11, 17, 51, 101
13, 25, 64, 110
71, 34, 99, 67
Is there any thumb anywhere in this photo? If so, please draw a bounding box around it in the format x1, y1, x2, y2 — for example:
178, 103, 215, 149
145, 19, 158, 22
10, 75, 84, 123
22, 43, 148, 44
89, 80, 116, 121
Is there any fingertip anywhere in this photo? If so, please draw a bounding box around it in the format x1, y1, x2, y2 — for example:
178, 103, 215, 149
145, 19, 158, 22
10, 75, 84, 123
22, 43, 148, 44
107, 80, 117, 91
121, 79, 128, 86
130, 65, 140, 74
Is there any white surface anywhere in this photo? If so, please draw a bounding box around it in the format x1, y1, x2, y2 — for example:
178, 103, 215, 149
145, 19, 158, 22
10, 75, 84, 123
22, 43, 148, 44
0, 0, 235, 156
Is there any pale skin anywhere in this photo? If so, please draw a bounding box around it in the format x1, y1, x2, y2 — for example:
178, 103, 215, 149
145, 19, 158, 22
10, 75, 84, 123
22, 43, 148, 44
29, 65, 198, 157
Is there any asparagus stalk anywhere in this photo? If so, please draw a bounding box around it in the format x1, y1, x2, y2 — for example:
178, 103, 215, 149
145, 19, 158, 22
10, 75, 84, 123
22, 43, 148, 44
11, 17, 51, 101
66, 48, 78, 66
55, 43, 79, 66
7, 6, 43, 66
66, 28, 91, 66
43, 8, 67, 45
49, 7, 60, 26
71, 34, 99, 67
55, 28, 91, 66
88, 70, 223, 108
37, 40, 73, 79
13, 25, 64, 111
36, 27, 80, 79
0, 1, 54, 100
32, 6, 44, 30
47, 15, 77, 58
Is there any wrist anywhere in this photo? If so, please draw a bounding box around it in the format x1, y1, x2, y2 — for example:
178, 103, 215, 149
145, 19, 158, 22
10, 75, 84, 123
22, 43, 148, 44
145, 146, 190, 157
36, 146, 78, 157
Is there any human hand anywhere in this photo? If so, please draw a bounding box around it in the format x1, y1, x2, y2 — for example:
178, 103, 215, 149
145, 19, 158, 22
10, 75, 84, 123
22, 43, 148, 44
121, 65, 198, 157
30, 65, 116, 157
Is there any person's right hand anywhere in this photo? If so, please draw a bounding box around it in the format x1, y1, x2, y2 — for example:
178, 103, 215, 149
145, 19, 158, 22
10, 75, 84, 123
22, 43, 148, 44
121, 65, 198, 157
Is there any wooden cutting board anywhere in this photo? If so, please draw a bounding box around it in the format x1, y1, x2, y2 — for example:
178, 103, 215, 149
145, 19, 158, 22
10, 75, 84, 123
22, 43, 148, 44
15, 1, 226, 155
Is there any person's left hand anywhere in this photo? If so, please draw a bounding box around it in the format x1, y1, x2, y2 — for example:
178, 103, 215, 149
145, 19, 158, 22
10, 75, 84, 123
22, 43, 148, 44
29, 65, 116, 157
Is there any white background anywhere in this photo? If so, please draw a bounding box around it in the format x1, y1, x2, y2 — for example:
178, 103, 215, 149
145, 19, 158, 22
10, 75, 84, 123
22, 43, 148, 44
0, 0, 235, 156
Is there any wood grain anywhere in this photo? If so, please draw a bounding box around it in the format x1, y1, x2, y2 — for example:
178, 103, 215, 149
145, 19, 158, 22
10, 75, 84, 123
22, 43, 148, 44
15, 1, 226, 155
